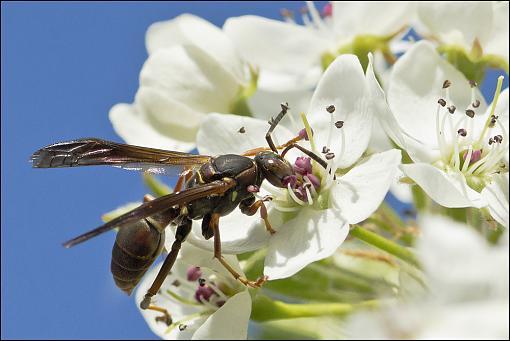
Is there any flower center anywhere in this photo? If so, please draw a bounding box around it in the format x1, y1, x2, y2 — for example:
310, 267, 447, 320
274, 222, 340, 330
433, 76, 507, 189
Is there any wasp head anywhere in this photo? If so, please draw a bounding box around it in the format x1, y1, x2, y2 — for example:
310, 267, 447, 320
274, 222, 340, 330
254, 151, 294, 188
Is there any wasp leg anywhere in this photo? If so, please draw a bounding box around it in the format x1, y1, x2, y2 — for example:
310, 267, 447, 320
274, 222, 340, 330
240, 196, 275, 234
174, 168, 194, 192
265, 102, 290, 153
140, 218, 192, 310
147, 305, 172, 326
210, 213, 268, 288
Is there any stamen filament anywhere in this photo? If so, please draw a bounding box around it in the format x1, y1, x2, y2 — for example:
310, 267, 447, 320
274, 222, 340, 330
300, 112, 317, 153
303, 175, 318, 197
477, 76, 504, 145
305, 186, 313, 205
287, 183, 307, 206
461, 146, 473, 172
306, 1, 327, 31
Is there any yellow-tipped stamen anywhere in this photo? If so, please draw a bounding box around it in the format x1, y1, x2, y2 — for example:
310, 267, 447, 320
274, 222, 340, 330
300, 112, 318, 153
477, 76, 504, 146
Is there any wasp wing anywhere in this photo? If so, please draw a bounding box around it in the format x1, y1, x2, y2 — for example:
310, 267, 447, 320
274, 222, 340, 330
63, 179, 235, 248
31, 138, 211, 175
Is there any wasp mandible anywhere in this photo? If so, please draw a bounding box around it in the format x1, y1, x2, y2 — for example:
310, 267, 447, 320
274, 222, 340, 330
31, 103, 328, 321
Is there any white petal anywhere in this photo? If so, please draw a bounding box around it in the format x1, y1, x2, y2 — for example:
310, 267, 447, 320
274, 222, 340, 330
366, 53, 406, 150
307, 55, 372, 169
192, 291, 251, 340
401, 163, 487, 208
264, 208, 349, 280
186, 204, 282, 255
481, 173, 509, 228
196, 113, 294, 156
485, 2, 509, 63
140, 45, 241, 114
109, 103, 196, 151
416, 2, 493, 49
146, 14, 244, 81
332, 2, 412, 39
418, 214, 509, 302
388, 41, 487, 146
136, 261, 206, 340
256, 67, 322, 93
224, 15, 330, 75
332, 149, 402, 224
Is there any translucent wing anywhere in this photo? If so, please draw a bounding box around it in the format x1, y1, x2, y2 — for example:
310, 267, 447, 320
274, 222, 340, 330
31, 138, 211, 176
63, 179, 235, 248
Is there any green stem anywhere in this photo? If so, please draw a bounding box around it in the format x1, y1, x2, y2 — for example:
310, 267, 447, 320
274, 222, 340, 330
350, 226, 420, 268
142, 173, 172, 197
251, 295, 378, 322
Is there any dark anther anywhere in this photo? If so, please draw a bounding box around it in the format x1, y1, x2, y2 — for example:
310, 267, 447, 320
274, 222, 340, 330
457, 128, 467, 137
322, 146, 330, 154
172, 279, 181, 287
494, 135, 503, 143
447, 105, 456, 114
442, 80, 451, 89
489, 115, 499, 128
280, 8, 294, 18
179, 324, 187, 331
489, 137, 494, 145
325, 152, 335, 160
465, 109, 475, 118
299, 6, 309, 14
198, 278, 206, 287
438, 98, 446, 107
238, 127, 246, 134
472, 99, 480, 108
326, 105, 336, 113
469, 80, 477, 88
335, 120, 344, 128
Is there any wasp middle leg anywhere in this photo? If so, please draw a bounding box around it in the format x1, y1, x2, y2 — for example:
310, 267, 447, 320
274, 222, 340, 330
210, 213, 268, 287
140, 218, 192, 312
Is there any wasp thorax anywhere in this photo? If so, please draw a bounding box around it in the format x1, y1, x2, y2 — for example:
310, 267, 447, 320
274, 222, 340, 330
255, 151, 294, 188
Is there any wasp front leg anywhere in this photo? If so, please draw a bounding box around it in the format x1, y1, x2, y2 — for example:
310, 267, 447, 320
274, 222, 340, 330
209, 213, 268, 288
240, 195, 275, 235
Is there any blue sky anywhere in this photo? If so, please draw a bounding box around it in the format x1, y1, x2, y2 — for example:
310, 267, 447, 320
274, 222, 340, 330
1, 2, 507, 339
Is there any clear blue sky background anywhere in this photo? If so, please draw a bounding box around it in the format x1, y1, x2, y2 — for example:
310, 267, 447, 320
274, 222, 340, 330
1, 2, 507, 339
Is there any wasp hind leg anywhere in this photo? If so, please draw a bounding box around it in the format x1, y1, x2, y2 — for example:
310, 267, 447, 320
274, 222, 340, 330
139, 218, 192, 324
210, 213, 268, 288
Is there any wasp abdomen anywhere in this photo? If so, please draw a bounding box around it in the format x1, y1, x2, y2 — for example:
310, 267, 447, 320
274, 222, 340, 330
111, 220, 164, 295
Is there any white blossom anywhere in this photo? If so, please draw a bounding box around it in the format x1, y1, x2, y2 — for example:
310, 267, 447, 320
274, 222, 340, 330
187, 54, 401, 280
136, 237, 251, 340
344, 214, 509, 339
377, 41, 508, 220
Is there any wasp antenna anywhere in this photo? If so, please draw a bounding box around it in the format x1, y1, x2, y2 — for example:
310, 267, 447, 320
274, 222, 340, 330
266, 102, 290, 153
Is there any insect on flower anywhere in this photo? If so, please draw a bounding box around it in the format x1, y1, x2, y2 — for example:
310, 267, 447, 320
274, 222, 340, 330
30, 103, 329, 323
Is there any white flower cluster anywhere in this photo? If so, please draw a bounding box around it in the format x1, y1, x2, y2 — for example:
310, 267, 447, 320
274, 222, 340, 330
105, 2, 508, 339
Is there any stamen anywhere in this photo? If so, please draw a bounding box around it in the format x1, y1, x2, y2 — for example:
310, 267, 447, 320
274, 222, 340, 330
472, 99, 480, 108
325, 152, 335, 160
448, 105, 456, 114
326, 104, 336, 113
493, 135, 503, 143
326, 105, 335, 152
438, 98, 447, 107
322, 146, 330, 154
443, 80, 452, 88
303, 176, 318, 197
469, 80, 477, 88
187, 267, 202, 281
461, 146, 473, 172
465, 109, 475, 118
300, 112, 318, 153
335, 121, 344, 128
304, 186, 313, 205
477, 76, 504, 145
322, 2, 332, 17
306, 1, 327, 31
280, 9, 295, 24
287, 183, 306, 206
458, 128, 467, 137
489, 115, 498, 128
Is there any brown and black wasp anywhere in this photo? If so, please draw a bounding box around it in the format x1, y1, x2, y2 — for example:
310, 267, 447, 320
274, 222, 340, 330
31, 103, 329, 322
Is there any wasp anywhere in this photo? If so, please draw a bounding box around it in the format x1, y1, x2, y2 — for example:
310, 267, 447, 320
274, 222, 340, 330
31, 103, 328, 322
